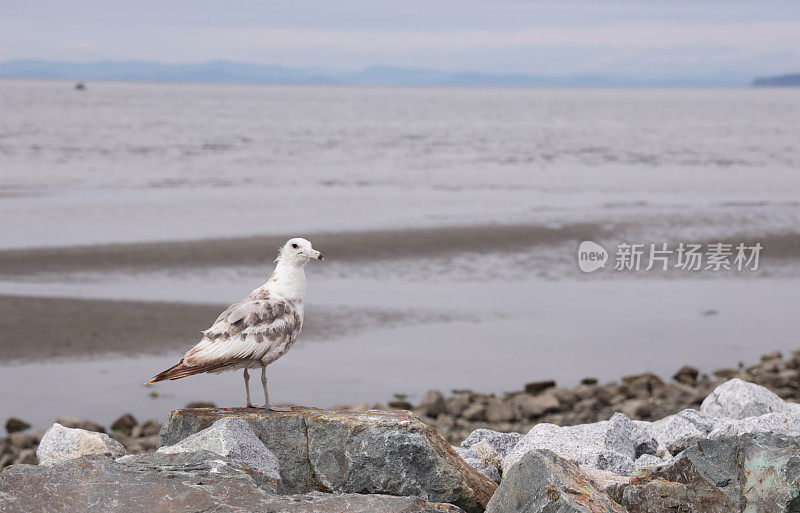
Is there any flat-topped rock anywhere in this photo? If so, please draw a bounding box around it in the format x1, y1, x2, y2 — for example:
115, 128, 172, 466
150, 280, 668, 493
161, 407, 496, 512
0, 452, 463, 513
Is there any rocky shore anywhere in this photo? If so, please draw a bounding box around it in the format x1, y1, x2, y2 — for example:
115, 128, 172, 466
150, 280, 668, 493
390, 348, 800, 443
3, 350, 800, 511
3, 349, 800, 468
2, 375, 800, 511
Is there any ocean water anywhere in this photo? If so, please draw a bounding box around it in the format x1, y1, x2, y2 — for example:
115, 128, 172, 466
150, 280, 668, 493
1, 80, 800, 427
1, 80, 799, 248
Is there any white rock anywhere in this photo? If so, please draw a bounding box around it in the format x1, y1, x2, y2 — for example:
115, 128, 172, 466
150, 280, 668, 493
463, 457, 501, 483
158, 417, 281, 484
642, 409, 716, 454
452, 445, 501, 482
36, 423, 125, 466
708, 409, 800, 439
471, 439, 501, 467
579, 465, 631, 493
461, 428, 522, 457
453, 446, 478, 460
700, 378, 788, 420
502, 413, 655, 476
633, 453, 665, 470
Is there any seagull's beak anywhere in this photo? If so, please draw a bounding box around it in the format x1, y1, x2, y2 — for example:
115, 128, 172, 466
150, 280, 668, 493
313, 250, 324, 261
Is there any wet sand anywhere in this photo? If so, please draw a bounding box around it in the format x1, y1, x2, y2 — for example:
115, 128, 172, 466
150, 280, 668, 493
0, 295, 224, 361
0, 222, 605, 276
0, 295, 476, 362
2, 222, 799, 278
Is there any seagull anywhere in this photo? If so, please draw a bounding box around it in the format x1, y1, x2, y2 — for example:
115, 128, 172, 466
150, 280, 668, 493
146, 238, 323, 410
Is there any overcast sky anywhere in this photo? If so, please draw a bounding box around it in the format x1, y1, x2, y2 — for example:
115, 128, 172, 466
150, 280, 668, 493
1, 1, 799, 78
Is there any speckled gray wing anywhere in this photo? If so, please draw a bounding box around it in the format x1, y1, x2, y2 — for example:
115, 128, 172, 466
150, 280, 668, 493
146, 296, 302, 383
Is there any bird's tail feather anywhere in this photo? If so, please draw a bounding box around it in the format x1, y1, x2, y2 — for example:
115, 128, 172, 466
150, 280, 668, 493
145, 357, 250, 384
145, 360, 202, 384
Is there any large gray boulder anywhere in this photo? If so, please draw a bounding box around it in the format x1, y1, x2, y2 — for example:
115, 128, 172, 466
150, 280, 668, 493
0, 452, 463, 513
502, 413, 656, 476
618, 433, 800, 512
157, 417, 281, 487
701, 378, 788, 419
486, 450, 627, 513
160, 407, 496, 513
36, 422, 125, 466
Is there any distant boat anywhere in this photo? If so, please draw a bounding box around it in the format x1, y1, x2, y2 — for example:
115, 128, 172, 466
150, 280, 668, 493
74, 82, 86, 91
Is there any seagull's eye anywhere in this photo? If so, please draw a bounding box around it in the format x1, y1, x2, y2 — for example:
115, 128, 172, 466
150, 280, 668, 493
291, 243, 298, 249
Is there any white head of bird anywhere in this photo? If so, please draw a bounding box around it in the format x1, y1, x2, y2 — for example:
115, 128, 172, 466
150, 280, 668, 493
267, 238, 323, 300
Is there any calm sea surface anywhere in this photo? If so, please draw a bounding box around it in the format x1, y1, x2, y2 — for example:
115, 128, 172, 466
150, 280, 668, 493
1, 80, 799, 247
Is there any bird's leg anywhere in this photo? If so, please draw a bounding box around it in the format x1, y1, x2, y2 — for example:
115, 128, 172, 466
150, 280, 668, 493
262, 365, 291, 412
243, 368, 254, 408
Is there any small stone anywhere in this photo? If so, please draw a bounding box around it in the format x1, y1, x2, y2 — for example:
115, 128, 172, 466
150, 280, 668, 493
511, 390, 560, 420
523, 379, 556, 395
672, 364, 700, 386
471, 440, 502, 469
5, 417, 31, 434
184, 401, 216, 409
138, 419, 162, 437
55, 417, 106, 433
36, 423, 125, 466
617, 399, 652, 419
14, 448, 37, 465
462, 456, 501, 483
461, 429, 523, 458
0, 453, 13, 468
485, 399, 515, 422
387, 400, 413, 410
8, 432, 36, 449
110, 413, 138, 435
761, 350, 783, 361
445, 394, 472, 416
581, 377, 599, 386
713, 367, 747, 379
663, 381, 703, 406
416, 390, 446, 417
461, 402, 486, 421
621, 373, 665, 399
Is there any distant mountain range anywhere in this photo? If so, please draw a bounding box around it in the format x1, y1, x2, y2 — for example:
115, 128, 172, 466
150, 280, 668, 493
752, 73, 800, 87
0, 59, 762, 87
